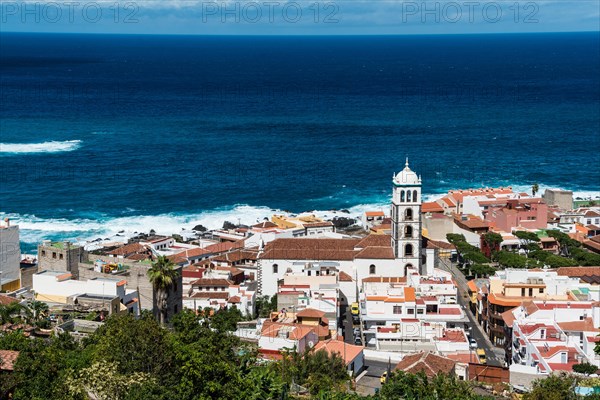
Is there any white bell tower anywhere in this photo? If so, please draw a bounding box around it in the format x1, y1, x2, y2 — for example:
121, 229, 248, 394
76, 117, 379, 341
391, 158, 422, 275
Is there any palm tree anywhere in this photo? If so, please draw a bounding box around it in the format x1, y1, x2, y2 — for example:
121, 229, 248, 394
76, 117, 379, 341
147, 255, 178, 326
0, 302, 24, 324
26, 300, 49, 326
532, 183, 539, 197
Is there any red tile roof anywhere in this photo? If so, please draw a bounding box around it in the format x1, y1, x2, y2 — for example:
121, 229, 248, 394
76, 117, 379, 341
557, 267, 600, 277
260, 236, 395, 261
191, 278, 232, 287
253, 221, 278, 229
107, 242, 147, 256
314, 339, 364, 365
422, 202, 445, 213
395, 352, 456, 377
354, 246, 395, 259
227, 296, 241, 304
297, 308, 326, 319
0, 350, 19, 371
204, 240, 244, 254
0, 294, 18, 305
338, 271, 353, 282
558, 318, 600, 332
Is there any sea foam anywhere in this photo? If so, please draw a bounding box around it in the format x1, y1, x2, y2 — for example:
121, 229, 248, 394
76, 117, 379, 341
0, 140, 82, 154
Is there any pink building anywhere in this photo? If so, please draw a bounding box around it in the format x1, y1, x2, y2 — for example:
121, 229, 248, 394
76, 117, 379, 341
484, 198, 548, 232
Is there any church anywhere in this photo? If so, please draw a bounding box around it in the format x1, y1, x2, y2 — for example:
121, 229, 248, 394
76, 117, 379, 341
257, 159, 427, 297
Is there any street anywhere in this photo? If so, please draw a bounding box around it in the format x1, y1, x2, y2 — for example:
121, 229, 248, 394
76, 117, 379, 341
437, 257, 506, 367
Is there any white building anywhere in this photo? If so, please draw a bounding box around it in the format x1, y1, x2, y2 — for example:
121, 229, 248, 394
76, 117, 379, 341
257, 160, 427, 297
33, 270, 140, 315
359, 267, 468, 352
507, 301, 600, 389
0, 220, 21, 291
391, 158, 422, 273
184, 277, 256, 316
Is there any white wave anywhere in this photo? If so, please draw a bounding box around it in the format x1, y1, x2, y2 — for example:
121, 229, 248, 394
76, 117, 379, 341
0, 140, 82, 154
4, 182, 599, 247
4, 203, 390, 247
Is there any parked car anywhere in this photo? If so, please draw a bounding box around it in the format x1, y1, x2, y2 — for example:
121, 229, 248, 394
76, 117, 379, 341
351, 302, 360, 316
469, 338, 477, 349
476, 348, 486, 364
354, 336, 362, 345
380, 371, 388, 385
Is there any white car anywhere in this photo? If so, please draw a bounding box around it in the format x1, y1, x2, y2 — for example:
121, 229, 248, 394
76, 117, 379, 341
469, 338, 477, 349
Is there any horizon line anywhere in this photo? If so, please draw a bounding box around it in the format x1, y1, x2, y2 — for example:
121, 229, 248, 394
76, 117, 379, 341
2, 30, 599, 37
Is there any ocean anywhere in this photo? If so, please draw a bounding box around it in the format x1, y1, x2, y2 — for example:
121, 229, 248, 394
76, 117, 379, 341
1, 32, 599, 252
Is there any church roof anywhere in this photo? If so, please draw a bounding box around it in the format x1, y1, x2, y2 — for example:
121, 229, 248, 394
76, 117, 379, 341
393, 158, 421, 186
259, 236, 396, 261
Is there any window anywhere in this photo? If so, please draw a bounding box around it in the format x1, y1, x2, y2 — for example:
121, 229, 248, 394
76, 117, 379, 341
405, 244, 413, 257
407, 190, 412, 202
528, 288, 533, 296
41, 250, 46, 257
539, 288, 544, 294
417, 308, 424, 315
404, 226, 413, 238
405, 208, 413, 221
413, 190, 418, 203
273, 264, 278, 274
52, 252, 57, 259
59, 253, 64, 260
369, 264, 376, 275
521, 288, 526, 297
407, 308, 415, 315
393, 306, 402, 314
400, 190, 405, 202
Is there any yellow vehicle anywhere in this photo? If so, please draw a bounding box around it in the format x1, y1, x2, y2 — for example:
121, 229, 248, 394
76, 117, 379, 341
380, 371, 388, 384
351, 302, 360, 316
476, 349, 486, 364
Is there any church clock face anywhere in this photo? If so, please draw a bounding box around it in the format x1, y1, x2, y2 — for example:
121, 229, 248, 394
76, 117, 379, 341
391, 159, 422, 274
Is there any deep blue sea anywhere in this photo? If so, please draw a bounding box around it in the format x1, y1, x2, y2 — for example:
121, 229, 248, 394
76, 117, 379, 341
1, 32, 599, 252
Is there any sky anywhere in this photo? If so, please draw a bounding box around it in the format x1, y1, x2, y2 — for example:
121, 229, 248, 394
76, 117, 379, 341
0, 0, 599, 35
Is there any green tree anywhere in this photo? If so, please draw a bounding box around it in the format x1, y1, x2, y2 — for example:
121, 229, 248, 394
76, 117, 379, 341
25, 300, 49, 327
65, 360, 153, 400
543, 255, 578, 268
0, 302, 23, 324
209, 306, 244, 332
91, 313, 174, 377
147, 255, 179, 325
255, 295, 277, 318
523, 372, 578, 400
11, 333, 91, 400
275, 347, 350, 396
532, 183, 539, 197
496, 251, 528, 268
470, 264, 496, 278
379, 371, 488, 400
482, 231, 503, 259
514, 231, 540, 256
547, 230, 580, 257
573, 362, 599, 375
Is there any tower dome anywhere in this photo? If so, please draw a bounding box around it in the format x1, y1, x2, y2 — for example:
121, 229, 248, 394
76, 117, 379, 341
394, 158, 421, 186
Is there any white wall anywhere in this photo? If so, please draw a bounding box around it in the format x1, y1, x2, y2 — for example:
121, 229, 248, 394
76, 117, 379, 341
0, 225, 21, 285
